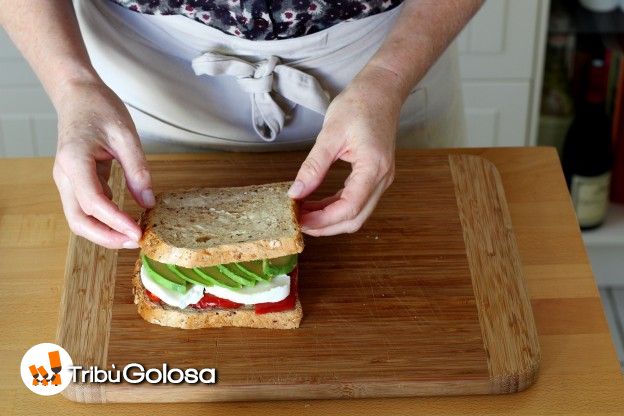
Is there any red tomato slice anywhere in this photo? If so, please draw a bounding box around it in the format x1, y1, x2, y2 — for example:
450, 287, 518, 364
254, 266, 298, 315
145, 289, 161, 303
191, 293, 243, 309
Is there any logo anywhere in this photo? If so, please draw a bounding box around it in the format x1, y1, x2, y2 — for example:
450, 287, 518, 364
68, 364, 216, 384
20, 343, 216, 395
20, 343, 73, 396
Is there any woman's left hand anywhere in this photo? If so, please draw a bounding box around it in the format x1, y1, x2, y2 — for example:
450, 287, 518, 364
288, 68, 401, 236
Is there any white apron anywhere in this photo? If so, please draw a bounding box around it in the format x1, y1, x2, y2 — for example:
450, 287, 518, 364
74, 0, 465, 152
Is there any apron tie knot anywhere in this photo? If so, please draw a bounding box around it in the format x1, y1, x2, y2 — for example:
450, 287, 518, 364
192, 52, 329, 142
236, 73, 273, 94
236, 55, 277, 94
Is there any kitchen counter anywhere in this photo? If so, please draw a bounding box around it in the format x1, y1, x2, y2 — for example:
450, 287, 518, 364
1, 147, 623, 415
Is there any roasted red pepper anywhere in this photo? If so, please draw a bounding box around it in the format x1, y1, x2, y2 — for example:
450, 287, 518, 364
145, 289, 162, 303
191, 293, 243, 309
254, 266, 298, 315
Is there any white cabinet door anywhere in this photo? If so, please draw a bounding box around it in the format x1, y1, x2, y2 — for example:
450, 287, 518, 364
458, 0, 541, 80
462, 81, 531, 147
458, 0, 549, 147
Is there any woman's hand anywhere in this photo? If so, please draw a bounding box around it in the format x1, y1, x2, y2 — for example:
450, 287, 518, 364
53, 80, 154, 249
288, 67, 401, 236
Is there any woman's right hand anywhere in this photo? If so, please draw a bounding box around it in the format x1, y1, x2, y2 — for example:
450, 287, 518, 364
53, 80, 154, 249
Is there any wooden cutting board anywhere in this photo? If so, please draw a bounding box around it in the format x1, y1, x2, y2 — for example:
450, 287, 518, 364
56, 151, 540, 403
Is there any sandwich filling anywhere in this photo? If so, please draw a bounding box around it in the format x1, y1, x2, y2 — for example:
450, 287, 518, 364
139, 254, 298, 314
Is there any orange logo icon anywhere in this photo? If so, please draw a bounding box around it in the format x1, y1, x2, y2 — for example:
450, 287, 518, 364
28, 350, 63, 387
20, 343, 73, 396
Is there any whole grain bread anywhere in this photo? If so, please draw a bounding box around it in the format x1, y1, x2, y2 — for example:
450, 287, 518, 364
132, 260, 302, 329
139, 182, 304, 268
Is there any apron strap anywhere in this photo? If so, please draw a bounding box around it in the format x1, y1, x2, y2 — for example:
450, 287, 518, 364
192, 52, 330, 142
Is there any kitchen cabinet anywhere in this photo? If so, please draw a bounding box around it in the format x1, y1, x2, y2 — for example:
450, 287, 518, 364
458, 0, 551, 147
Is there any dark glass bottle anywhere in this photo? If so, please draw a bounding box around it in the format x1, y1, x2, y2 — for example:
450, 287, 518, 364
539, 34, 575, 155
562, 58, 613, 230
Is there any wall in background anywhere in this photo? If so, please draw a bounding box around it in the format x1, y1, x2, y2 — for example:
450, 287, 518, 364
0, 30, 56, 157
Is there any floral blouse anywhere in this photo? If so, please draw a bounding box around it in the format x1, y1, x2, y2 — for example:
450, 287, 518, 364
109, 0, 404, 40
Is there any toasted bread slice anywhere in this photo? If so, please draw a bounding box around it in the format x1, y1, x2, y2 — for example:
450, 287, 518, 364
139, 182, 304, 268
132, 260, 303, 329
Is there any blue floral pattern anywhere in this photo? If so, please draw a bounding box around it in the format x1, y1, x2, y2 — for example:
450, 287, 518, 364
109, 0, 403, 40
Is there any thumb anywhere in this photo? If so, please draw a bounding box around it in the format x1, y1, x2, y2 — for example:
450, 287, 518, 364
114, 132, 154, 209
289, 138, 336, 200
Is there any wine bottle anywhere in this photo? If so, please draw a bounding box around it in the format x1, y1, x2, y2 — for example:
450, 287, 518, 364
562, 58, 613, 230
539, 33, 575, 155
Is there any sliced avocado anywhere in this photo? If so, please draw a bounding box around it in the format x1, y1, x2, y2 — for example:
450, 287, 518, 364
216, 264, 255, 287
263, 254, 298, 276
233, 262, 270, 282
194, 266, 242, 289
168, 264, 215, 287
142, 255, 188, 294
240, 260, 270, 279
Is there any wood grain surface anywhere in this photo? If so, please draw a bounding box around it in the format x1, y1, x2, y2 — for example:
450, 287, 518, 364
54, 152, 538, 402
1, 148, 623, 415
449, 155, 539, 393
54, 161, 126, 403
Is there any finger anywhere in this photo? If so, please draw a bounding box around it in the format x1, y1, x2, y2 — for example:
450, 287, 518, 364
288, 135, 340, 200
299, 161, 379, 230
57, 150, 142, 241
55, 168, 139, 249
71, 212, 140, 249
301, 189, 343, 212
302, 179, 388, 236
111, 130, 155, 208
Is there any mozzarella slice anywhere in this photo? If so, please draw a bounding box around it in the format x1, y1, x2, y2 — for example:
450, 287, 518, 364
204, 274, 290, 305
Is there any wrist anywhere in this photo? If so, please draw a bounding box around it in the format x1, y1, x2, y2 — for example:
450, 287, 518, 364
49, 66, 103, 110
352, 63, 412, 110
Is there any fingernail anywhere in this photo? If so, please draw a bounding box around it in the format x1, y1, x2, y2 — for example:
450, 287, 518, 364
287, 180, 304, 198
125, 227, 142, 241
142, 188, 155, 207
122, 240, 140, 249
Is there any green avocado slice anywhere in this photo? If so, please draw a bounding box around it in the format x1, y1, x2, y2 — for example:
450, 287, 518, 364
216, 264, 255, 287
194, 266, 242, 289
142, 255, 188, 294
263, 254, 298, 277
168, 264, 215, 287
233, 262, 270, 282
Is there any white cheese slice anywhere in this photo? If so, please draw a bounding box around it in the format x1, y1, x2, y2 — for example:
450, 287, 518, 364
204, 274, 290, 305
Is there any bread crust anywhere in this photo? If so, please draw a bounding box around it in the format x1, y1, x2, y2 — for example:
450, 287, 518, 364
132, 260, 302, 329
138, 182, 304, 268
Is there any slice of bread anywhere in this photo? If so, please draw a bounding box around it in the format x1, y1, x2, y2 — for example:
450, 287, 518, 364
132, 260, 303, 329
139, 182, 304, 268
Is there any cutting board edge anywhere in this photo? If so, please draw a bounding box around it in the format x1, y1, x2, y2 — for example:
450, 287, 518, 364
56, 162, 126, 404
449, 154, 541, 394
61, 377, 507, 403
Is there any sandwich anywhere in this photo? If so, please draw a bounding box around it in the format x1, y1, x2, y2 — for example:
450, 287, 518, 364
133, 182, 304, 329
